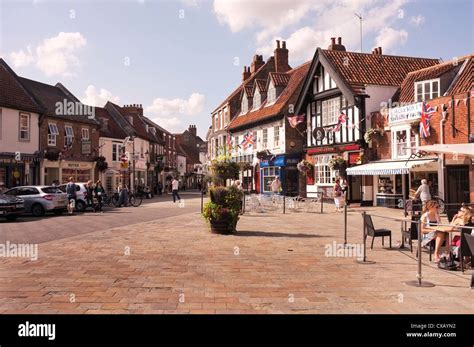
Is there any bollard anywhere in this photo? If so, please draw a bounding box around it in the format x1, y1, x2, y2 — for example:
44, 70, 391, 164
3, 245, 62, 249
405, 220, 435, 287
344, 203, 347, 246
283, 191, 286, 214
320, 192, 323, 214
200, 190, 204, 214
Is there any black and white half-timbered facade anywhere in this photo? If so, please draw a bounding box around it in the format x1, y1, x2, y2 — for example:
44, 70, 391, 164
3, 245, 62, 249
295, 37, 440, 203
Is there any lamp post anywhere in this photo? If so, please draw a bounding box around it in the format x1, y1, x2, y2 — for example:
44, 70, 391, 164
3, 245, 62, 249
145, 150, 150, 187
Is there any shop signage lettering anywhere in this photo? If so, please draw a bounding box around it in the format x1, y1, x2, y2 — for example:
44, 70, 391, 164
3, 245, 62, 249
388, 102, 422, 125
82, 141, 92, 155
66, 163, 91, 169
307, 144, 360, 155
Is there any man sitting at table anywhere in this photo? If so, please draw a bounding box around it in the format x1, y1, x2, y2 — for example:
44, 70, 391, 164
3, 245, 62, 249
421, 200, 447, 262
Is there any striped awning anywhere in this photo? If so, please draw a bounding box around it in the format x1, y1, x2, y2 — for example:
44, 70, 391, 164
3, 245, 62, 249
346, 158, 437, 176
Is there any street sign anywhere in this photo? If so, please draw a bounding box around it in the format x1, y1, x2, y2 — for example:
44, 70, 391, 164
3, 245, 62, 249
120, 162, 129, 169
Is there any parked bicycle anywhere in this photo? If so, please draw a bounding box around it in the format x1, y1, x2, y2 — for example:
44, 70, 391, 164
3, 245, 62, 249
405, 196, 446, 214
128, 191, 143, 207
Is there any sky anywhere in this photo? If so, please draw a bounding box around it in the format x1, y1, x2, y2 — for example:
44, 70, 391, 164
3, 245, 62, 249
1, 0, 473, 138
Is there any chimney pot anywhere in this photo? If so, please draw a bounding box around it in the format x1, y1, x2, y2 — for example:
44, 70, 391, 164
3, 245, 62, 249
337, 37, 342, 45
331, 37, 336, 45
276, 40, 280, 49
378, 47, 382, 55
282, 41, 286, 49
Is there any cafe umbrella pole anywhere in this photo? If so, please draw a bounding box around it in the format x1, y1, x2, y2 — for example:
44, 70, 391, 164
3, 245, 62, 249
405, 220, 435, 287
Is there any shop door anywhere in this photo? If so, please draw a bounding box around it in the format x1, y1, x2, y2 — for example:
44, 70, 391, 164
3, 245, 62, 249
446, 165, 470, 204
349, 175, 361, 202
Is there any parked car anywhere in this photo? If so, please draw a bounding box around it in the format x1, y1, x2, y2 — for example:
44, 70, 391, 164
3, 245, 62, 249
58, 183, 89, 212
4, 186, 67, 217
0, 193, 25, 221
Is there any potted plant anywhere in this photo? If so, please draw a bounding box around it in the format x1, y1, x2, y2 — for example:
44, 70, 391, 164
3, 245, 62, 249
297, 159, 313, 174
364, 128, 384, 146
44, 150, 60, 161
410, 120, 420, 135
202, 186, 243, 234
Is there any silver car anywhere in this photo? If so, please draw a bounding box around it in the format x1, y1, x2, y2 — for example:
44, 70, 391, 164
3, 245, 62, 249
4, 186, 68, 217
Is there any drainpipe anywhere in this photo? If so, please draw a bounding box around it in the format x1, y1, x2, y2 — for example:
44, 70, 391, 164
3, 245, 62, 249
440, 109, 448, 201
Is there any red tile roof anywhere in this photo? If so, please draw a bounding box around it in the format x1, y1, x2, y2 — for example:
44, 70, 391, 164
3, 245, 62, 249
269, 72, 291, 87
255, 79, 267, 93
0, 58, 43, 114
94, 106, 128, 139
229, 61, 311, 131
243, 84, 254, 98
108, 103, 156, 142
322, 49, 440, 95
398, 54, 473, 102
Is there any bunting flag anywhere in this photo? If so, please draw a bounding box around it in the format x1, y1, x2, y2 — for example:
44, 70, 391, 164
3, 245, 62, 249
287, 114, 305, 128
333, 112, 347, 132
226, 132, 233, 149
419, 102, 435, 139
241, 133, 255, 149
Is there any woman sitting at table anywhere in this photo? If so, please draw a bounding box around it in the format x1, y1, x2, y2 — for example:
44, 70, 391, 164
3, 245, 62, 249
450, 204, 472, 226
420, 200, 447, 262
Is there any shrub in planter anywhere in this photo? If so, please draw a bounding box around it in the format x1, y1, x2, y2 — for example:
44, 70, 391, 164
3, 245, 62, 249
364, 128, 384, 145
328, 156, 346, 171
297, 159, 313, 173
210, 160, 240, 181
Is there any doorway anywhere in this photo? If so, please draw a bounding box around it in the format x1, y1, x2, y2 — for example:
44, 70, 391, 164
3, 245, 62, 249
349, 175, 361, 202
446, 165, 470, 204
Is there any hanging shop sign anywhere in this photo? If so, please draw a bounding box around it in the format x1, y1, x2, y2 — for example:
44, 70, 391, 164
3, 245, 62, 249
312, 127, 326, 141
81, 141, 92, 155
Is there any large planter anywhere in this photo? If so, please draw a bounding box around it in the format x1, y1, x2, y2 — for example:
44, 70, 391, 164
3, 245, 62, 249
209, 219, 237, 235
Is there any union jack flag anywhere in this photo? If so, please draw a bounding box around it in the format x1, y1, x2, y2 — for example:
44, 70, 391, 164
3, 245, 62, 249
419, 102, 435, 139
333, 112, 347, 132
241, 133, 255, 149
287, 114, 305, 128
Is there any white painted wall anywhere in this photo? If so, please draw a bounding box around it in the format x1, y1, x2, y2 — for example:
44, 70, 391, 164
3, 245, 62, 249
0, 107, 40, 153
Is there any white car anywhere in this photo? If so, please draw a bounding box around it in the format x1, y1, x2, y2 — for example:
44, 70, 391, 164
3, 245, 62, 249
58, 182, 91, 212
4, 186, 67, 217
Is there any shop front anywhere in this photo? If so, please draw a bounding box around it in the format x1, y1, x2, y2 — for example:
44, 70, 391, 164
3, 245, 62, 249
347, 158, 438, 208
259, 154, 301, 196
0, 152, 40, 188
305, 144, 363, 201
42, 160, 95, 185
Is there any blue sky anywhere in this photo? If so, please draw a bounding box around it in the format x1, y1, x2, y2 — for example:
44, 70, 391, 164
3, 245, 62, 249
1, 0, 472, 138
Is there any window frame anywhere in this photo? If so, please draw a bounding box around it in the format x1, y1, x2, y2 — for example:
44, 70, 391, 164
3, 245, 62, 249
19, 112, 30, 141
321, 97, 340, 126
274, 125, 280, 147
414, 78, 440, 102
81, 128, 90, 141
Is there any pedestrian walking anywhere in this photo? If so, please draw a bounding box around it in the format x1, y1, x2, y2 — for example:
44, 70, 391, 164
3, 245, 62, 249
66, 177, 77, 215
333, 180, 344, 213
117, 184, 129, 207
94, 180, 105, 213
340, 176, 348, 204
158, 181, 163, 196
415, 179, 431, 209
171, 178, 181, 203
270, 176, 281, 202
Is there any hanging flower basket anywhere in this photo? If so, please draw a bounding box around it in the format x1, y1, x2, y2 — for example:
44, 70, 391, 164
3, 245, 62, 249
95, 156, 109, 172
410, 120, 420, 134
328, 156, 346, 171
44, 150, 60, 161
364, 128, 384, 145
210, 160, 240, 182
297, 159, 313, 173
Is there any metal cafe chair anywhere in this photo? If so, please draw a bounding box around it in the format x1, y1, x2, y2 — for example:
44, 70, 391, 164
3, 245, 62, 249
364, 214, 392, 249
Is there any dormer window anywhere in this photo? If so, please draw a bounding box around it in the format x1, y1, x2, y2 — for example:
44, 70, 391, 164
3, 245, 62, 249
415, 79, 439, 102
241, 95, 249, 114
253, 89, 262, 109
267, 82, 276, 105
128, 116, 134, 125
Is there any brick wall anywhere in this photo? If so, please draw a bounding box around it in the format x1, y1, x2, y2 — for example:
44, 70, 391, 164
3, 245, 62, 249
40, 117, 100, 161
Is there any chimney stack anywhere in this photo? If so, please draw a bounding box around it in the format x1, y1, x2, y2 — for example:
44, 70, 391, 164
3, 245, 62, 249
274, 40, 290, 72
372, 47, 383, 55
250, 54, 264, 73
189, 124, 197, 137
327, 36, 346, 51
242, 66, 251, 81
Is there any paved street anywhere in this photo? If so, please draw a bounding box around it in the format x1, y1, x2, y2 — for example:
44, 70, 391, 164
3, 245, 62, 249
0, 193, 472, 314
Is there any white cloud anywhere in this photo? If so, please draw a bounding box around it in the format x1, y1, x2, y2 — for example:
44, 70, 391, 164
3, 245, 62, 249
10, 46, 34, 68
7, 32, 86, 77
375, 27, 408, 53
148, 117, 184, 133
145, 92, 205, 117
214, 0, 412, 62
81, 85, 120, 107
410, 15, 425, 26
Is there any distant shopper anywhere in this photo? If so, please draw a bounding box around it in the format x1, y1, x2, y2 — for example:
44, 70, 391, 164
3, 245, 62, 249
340, 176, 348, 202
66, 177, 77, 215
270, 177, 281, 194
415, 179, 431, 206
333, 180, 344, 213
157, 181, 163, 195
94, 180, 105, 212
171, 178, 181, 203
118, 184, 129, 207
85, 180, 94, 208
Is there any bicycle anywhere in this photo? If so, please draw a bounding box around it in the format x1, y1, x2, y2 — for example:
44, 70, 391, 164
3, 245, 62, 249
129, 191, 143, 207
404, 196, 445, 214
103, 193, 120, 207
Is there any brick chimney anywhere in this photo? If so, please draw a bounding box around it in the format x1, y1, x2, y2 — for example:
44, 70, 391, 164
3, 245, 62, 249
242, 66, 251, 81
188, 124, 197, 137
327, 37, 346, 51
274, 40, 290, 72
122, 104, 144, 118
372, 46, 383, 55
250, 54, 264, 73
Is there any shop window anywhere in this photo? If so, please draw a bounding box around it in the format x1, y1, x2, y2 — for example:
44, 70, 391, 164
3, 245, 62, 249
262, 166, 281, 192
314, 154, 337, 184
